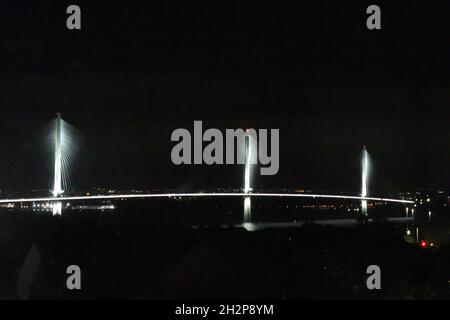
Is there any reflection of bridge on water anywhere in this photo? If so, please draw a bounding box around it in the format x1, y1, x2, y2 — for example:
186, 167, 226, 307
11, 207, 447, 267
0, 114, 414, 220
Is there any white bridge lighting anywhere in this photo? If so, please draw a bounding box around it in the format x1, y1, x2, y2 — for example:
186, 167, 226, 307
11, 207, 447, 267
53, 113, 63, 215
49, 113, 78, 215
0, 115, 414, 218
361, 145, 370, 216
0, 192, 414, 204
243, 132, 256, 222
244, 133, 253, 193
53, 113, 63, 198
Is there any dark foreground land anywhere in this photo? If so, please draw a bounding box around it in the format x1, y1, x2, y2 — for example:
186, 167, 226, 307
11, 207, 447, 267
0, 211, 449, 300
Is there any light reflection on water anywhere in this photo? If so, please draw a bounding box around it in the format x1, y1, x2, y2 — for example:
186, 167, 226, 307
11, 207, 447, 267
243, 196, 251, 222
238, 217, 413, 232
237, 210, 450, 249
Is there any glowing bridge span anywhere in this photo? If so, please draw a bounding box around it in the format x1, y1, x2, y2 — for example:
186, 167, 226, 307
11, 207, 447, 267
0, 192, 413, 204
0, 114, 414, 215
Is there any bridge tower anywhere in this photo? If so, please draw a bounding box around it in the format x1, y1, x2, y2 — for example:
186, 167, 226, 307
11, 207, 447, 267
243, 131, 256, 222
361, 145, 369, 216
53, 113, 63, 197
52, 113, 63, 215
244, 133, 253, 194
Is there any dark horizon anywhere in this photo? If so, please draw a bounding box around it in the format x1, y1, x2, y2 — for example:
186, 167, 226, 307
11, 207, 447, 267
1, 1, 450, 193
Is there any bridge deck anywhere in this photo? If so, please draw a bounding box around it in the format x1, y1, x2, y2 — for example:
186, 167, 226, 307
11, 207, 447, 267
0, 193, 414, 204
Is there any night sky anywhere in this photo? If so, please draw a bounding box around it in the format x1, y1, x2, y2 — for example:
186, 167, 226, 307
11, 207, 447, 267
1, 1, 450, 194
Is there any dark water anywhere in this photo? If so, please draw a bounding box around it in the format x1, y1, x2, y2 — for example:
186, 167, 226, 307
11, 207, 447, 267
0, 198, 449, 299
3, 196, 448, 248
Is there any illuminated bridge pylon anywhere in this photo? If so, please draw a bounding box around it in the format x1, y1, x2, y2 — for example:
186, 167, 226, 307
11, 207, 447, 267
52, 113, 64, 215
243, 131, 257, 222
361, 145, 370, 216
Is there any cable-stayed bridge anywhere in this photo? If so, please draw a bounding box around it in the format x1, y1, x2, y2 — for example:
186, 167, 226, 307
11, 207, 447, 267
0, 114, 414, 218
0, 192, 414, 204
